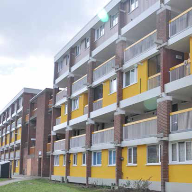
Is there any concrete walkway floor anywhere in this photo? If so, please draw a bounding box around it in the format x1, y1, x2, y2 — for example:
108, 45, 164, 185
0, 175, 41, 186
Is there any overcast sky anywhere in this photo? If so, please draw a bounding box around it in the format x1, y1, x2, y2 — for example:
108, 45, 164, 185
0, 0, 111, 110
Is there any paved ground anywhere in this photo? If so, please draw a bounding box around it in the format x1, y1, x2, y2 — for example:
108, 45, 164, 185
0, 175, 41, 186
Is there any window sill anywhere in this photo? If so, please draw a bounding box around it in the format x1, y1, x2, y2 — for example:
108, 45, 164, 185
127, 164, 137, 167
108, 165, 116, 167
110, 23, 118, 30
108, 91, 117, 96
73, 165, 77, 167
128, 6, 139, 15
169, 162, 192, 165
81, 164, 86, 167
54, 165, 60, 167
75, 54, 81, 58
72, 108, 79, 112
92, 165, 102, 167
146, 163, 161, 166
123, 82, 137, 89
94, 34, 104, 42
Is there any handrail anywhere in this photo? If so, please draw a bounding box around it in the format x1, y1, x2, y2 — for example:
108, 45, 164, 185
72, 74, 87, 85
169, 7, 192, 23
170, 108, 192, 116
124, 30, 157, 51
56, 88, 67, 95
71, 134, 86, 139
94, 56, 115, 71
124, 116, 157, 127
54, 139, 65, 143
93, 127, 114, 134
93, 98, 103, 103
170, 59, 191, 71
148, 73, 161, 80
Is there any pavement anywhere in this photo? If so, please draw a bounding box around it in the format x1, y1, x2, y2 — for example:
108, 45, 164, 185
0, 175, 41, 186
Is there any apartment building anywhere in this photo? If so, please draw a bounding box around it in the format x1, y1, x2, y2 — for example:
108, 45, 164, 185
51, 0, 192, 192
0, 88, 41, 175
24, 88, 53, 177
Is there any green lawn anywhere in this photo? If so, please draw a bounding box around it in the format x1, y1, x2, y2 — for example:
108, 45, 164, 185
0, 178, 10, 182
0, 179, 107, 192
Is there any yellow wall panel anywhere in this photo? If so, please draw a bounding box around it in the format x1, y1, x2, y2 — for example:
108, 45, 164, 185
11, 131, 15, 143
91, 150, 116, 179
61, 104, 67, 123
70, 153, 86, 178
123, 60, 148, 100
16, 128, 22, 141
15, 160, 20, 174
6, 134, 10, 145
103, 80, 117, 107
122, 145, 161, 182
53, 155, 66, 176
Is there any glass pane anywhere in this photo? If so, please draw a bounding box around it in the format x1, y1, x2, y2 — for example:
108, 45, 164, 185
109, 151, 112, 165
93, 152, 97, 165
179, 142, 185, 162
186, 142, 192, 161
133, 147, 137, 164
94, 84, 103, 101
97, 152, 101, 164
148, 145, 158, 163
113, 151, 116, 165
172, 144, 177, 161
128, 148, 132, 163
130, 69, 135, 84
125, 71, 130, 87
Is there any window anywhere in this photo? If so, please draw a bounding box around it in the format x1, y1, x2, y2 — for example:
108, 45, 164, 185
72, 98, 79, 111
64, 104, 68, 115
147, 145, 161, 164
63, 155, 66, 166
58, 61, 63, 73
85, 37, 90, 49
129, 0, 138, 12
110, 13, 118, 28
171, 141, 192, 163
18, 97, 23, 108
73, 154, 77, 166
92, 151, 102, 166
63, 55, 70, 66
16, 160, 19, 167
82, 153, 86, 165
94, 84, 103, 101
14, 103, 17, 112
148, 55, 160, 77
95, 24, 105, 41
109, 150, 116, 166
128, 147, 137, 165
54, 155, 59, 166
124, 68, 137, 87
110, 78, 117, 94
75, 45, 81, 56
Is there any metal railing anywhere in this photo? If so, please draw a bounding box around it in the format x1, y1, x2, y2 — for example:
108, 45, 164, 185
17, 117, 22, 127
15, 151, 20, 159
5, 153, 9, 160
123, 117, 157, 141
10, 152, 14, 159
56, 117, 61, 125
70, 134, 86, 149
148, 73, 161, 90
169, 7, 192, 37
170, 108, 192, 132
11, 122, 15, 130
56, 89, 67, 104
84, 105, 88, 115
93, 56, 115, 81
124, 30, 157, 63
170, 61, 190, 82
92, 127, 114, 145
54, 139, 65, 151
72, 75, 87, 94
93, 98, 103, 111
7, 125, 10, 133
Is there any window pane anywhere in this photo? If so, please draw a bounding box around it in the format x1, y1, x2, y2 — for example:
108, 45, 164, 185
148, 145, 159, 163
186, 142, 192, 161
172, 144, 177, 161
93, 152, 97, 165
94, 84, 103, 101
133, 147, 137, 164
97, 152, 101, 164
113, 151, 116, 165
109, 151, 112, 165
179, 142, 185, 162
110, 78, 117, 93
128, 148, 132, 163
125, 71, 130, 86
130, 69, 135, 84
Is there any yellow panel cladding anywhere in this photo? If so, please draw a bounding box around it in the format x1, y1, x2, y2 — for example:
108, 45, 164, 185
15, 160, 20, 174
71, 93, 88, 120
61, 104, 67, 123
12, 161, 14, 174
70, 153, 86, 177
122, 145, 161, 181
91, 150, 116, 179
103, 80, 117, 107
11, 131, 15, 143
16, 128, 22, 141
190, 37, 192, 74
123, 60, 148, 100
6, 134, 10, 145
53, 155, 66, 176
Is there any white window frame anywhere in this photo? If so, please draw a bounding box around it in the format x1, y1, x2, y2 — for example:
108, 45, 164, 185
72, 98, 79, 111
92, 151, 102, 166
82, 153, 86, 166
54, 155, 59, 166
73, 154, 77, 166
129, 0, 139, 13
147, 144, 161, 165
85, 37, 90, 49
124, 67, 137, 88
63, 155, 66, 166
95, 24, 105, 41
109, 78, 117, 94
108, 150, 116, 166
58, 61, 63, 73
75, 44, 81, 57
110, 13, 118, 28
18, 97, 23, 109
64, 103, 68, 115
170, 141, 192, 164
128, 147, 137, 166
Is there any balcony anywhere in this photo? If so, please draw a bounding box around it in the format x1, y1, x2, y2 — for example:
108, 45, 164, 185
92, 127, 114, 146
5, 153, 9, 161
54, 139, 65, 151
17, 117, 22, 128
170, 108, 192, 133
124, 30, 157, 64
7, 125, 11, 133
15, 150, 20, 159
93, 56, 115, 82
47, 143, 51, 153
56, 117, 61, 125
123, 117, 157, 141
11, 122, 16, 131
170, 60, 190, 82
93, 98, 103, 111
55, 89, 67, 106
72, 75, 87, 95
70, 134, 86, 149
1, 154, 4, 161
2, 129, 6, 136
148, 73, 161, 90
169, 7, 192, 37
10, 151, 14, 160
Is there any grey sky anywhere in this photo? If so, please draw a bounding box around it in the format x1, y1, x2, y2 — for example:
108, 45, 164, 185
0, 0, 110, 110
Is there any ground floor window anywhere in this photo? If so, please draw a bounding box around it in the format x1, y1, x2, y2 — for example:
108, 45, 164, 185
63, 155, 66, 166
16, 160, 19, 167
82, 153, 86, 165
147, 145, 161, 164
128, 147, 137, 165
73, 154, 77, 166
92, 151, 102, 166
54, 155, 59, 166
108, 150, 116, 166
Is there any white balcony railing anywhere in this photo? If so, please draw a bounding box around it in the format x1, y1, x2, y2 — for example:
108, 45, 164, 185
54, 139, 65, 151
70, 134, 86, 149
148, 73, 161, 90
15, 151, 20, 159
56, 89, 67, 104
169, 7, 192, 37
124, 30, 157, 63
72, 75, 87, 94
123, 117, 157, 141
93, 98, 103, 111
92, 127, 114, 145
170, 108, 192, 133
93, 56, 115, 82
170, 61, 190, 82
